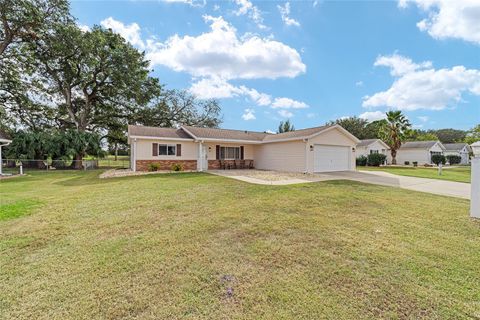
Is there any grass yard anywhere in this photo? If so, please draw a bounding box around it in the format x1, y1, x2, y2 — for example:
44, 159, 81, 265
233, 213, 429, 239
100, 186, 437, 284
361, 166, 471, 183
1, 171, 479, 319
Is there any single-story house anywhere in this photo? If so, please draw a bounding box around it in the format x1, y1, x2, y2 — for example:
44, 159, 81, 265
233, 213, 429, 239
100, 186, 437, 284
127, 124, 360, 173
0, 131, 12, 176
443, 143, 471, 164
356, 139, 390, 157
396, 140, 446, 165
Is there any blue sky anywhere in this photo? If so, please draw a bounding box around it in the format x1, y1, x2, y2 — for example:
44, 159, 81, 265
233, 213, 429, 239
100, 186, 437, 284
72, 0, 480, 132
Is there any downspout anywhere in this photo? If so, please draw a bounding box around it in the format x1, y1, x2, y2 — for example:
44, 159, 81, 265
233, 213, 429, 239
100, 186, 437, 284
304, 138, 308, 174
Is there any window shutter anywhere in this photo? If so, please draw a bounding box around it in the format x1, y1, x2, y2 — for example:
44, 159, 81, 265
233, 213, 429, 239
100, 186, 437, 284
240, 146, 244, 160
152, 143, 158, 156
176, 144, 181, 156
216, 145, 220, 160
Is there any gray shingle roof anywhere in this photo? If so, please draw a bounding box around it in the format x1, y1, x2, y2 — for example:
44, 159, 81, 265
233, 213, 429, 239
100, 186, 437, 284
128, 125, 193, 139
182, 125, 269, 141
262, 125, 331, 142
128, 124, 344, 143
357, 139, 379, 147
400, 141, 439, 149
443, 143, 469, 151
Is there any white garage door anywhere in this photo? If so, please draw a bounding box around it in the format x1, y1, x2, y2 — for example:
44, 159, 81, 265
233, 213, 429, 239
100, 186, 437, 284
314, 145, 350, 172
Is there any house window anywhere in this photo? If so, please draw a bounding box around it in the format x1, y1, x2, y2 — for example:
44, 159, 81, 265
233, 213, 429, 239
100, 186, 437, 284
370, 150, 379, 154
159, 144, 176, 156
430, 151, 442, 156
220, 146, 240, 159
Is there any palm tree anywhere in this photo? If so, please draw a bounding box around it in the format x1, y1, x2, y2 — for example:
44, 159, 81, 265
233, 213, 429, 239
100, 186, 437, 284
381, 111, 411, 164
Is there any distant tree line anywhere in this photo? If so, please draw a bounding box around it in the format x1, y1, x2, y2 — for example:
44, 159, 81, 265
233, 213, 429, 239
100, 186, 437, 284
327, 116, 477, 144
328, 112, 479, 164
0, 0, 222, 166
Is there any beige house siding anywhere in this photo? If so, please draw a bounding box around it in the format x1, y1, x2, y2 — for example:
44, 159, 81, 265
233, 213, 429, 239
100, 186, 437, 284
357, 141, 389, 157
306, 128, 357, 172
254, 141, 306, 172
135, 139, 198, 160
396, 149, 430, 165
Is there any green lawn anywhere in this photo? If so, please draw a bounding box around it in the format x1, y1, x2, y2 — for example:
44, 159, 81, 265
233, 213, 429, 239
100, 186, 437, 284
1, 171, 479, 319
361, 166, 471, 183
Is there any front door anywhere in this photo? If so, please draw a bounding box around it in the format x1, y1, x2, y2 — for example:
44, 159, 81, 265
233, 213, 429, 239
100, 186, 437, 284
202, 145, 208, 171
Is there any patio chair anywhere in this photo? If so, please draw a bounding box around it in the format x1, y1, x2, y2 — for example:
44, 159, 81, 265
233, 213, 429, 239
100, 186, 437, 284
220, 160, 226, 170
248, 160, 254, 169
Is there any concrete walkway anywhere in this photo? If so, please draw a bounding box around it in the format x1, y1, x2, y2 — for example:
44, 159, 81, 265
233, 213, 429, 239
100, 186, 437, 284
331, 171, 471, 199
209, 169, 471, 199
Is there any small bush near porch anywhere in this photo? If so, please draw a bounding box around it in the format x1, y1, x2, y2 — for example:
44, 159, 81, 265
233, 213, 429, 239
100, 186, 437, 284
0, 171, 478, 319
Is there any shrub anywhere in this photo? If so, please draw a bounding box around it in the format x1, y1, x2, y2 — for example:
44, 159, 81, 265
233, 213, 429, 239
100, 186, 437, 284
431, 154, 446, 166
356, 155, 367, 166
171, 163, 184, 172
446, 155, 461, 165
367, 153, 387, 167
148, 163, 160, 171
413, 161, 418, 167
404, 161, 410, 165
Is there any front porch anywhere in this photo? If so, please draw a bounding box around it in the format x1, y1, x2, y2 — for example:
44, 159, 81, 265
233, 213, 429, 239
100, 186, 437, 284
198, 142, 257, 171
207, 159, 255, 170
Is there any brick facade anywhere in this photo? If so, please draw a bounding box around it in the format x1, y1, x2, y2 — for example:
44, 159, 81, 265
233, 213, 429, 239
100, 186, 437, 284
208, 159, 254, 170
136, 160, 197, 171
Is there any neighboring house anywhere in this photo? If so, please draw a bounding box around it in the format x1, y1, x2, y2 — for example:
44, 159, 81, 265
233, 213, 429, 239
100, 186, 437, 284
443, 143, 471, 164
127, 124, 360, 173
396, 141, 446, 165
0, 131, 12, 176
356, 139, 390, 157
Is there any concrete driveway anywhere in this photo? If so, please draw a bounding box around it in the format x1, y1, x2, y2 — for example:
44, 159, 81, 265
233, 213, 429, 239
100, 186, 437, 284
324, 170, 470, 199
209, 169, 471, 199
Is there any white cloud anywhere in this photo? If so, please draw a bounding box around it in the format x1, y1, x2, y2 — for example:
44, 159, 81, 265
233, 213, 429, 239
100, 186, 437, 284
265, 129, 276, 134
418, 116, 429, 122
189, 77, 272, 105
233, 0, 266, 29
374, 54, 432, 76
161, 0, 206, 7
313, 1, 319, 8
277, 2, 300, 27
399, 0, 480, 44
306, 112, 317, 118
241, 108, 256, 120
146, 15, 305, 80
271, 97, 308, 109
101, 17, 145, 49
359, 111, 386, 122
77, 23, 90, 32
355, 81, 363, 87
278, 109, 293, 118
213, 4, 220, 11
363, 54, 480, 111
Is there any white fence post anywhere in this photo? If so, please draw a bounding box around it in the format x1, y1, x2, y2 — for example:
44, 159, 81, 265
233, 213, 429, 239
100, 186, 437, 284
471, 157, 480, 218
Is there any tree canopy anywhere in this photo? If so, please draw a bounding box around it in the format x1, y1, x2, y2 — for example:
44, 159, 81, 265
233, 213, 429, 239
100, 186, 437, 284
1, 1, 223, 165
277, 120, 295, 133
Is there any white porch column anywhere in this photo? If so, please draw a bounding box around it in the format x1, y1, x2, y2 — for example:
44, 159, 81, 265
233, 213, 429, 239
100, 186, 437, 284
198, 141, 203, 171
132, 138, 137, 172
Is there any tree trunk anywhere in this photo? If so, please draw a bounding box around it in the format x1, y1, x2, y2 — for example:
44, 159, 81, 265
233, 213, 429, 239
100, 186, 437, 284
391, 149, 397, 165
72, 153, 84, 170
114, 142, 118, 161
